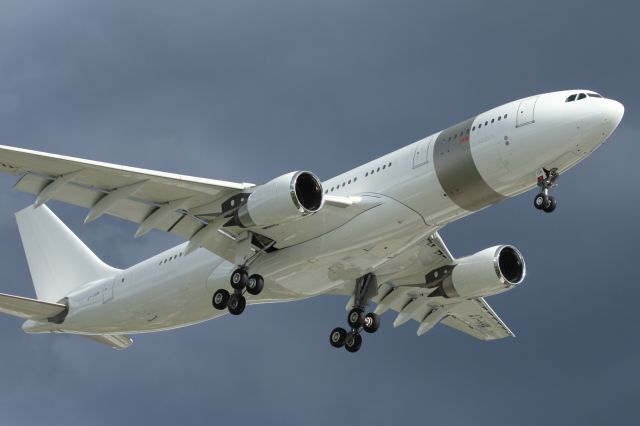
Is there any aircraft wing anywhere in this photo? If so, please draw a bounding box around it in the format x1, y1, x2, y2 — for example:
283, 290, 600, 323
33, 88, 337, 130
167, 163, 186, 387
0, 145, 376, 263
365, 232, 514, 340
0, 144, 253, 261
441, 298, 514, 340
369, 282, 514, 340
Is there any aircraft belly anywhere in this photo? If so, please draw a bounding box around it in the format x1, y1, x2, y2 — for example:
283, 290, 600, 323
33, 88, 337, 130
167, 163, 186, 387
250, 197, 436, 297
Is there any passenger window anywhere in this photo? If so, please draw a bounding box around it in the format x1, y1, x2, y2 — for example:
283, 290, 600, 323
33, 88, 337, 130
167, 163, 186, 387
577, 93, 586, 100
498, 116, 501, 121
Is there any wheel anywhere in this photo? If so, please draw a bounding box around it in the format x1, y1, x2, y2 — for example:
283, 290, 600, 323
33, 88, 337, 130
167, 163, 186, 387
347, 308, 365, 328
329, 327, 347, 348
543, 196, 557, 213
230, 268, 248, 290
533, 193, 550, 210
344, 332, 362, 353
227, 294, 246, 315
246, 274, 264, 296
363, 312, 380, 333
212, 289, 230, 310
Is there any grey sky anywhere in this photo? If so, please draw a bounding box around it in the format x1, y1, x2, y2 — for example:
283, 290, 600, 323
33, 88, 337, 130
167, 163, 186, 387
0, 1, 638, 425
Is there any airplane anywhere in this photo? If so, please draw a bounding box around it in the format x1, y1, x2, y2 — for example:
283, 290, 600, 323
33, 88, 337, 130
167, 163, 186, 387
0, 89, 624, 352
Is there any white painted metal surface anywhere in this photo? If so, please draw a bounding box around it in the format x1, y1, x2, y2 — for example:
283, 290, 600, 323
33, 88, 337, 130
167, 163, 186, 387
0, 89, 624, 349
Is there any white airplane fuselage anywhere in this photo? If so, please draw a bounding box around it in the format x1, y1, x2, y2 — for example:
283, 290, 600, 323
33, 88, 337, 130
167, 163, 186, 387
24, 89, 624, 336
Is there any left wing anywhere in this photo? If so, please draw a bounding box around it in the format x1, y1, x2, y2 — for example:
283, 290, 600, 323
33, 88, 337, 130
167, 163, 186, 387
365, 232, 515, 340
441, 298, 514, 340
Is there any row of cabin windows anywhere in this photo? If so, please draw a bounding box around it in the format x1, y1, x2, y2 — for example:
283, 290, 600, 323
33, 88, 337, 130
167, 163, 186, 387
472, 113, 508, 132
443, 113, 509, 142
565, 92, 603, 102
159, 252, 183, 266
324, 161, 393, 194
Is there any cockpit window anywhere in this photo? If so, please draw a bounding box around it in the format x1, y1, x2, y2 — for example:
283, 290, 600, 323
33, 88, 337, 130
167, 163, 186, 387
566, 92, 604, 102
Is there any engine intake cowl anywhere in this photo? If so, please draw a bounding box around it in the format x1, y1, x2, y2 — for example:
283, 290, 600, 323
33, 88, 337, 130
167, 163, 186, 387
236, 171, 323, 228
429, 245, 525, 299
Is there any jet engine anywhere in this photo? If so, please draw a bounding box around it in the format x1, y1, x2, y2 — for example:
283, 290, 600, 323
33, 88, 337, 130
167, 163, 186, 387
428, 245, 525, 299
235, 171, 323, 228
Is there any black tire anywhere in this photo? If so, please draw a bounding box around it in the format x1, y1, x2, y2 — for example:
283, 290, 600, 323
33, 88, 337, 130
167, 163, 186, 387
363, 312, 380, 333
230, 268, 248, 290
533, 193, 550, 210
344, 332, 362, 353
212, 289, 230, 310
228, 294, 246, 315
543, 196, 557, 213
329, 327, 347, 348
347, 308, 365, 328
246, 274, 264, 296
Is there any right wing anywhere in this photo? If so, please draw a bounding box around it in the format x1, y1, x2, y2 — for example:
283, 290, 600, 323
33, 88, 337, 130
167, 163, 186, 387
0, 145, 378, 263
0, 144, 253, 262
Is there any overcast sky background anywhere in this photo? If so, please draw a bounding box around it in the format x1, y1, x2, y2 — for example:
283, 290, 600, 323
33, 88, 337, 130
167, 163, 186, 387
0, 1, 638, 425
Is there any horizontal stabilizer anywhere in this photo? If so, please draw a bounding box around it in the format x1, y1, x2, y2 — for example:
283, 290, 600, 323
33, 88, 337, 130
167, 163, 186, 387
0, 292, 66, 320
80, 334, 134, 350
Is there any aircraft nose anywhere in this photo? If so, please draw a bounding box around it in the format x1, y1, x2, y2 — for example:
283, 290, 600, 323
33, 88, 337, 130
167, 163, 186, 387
604, 99, 624, 131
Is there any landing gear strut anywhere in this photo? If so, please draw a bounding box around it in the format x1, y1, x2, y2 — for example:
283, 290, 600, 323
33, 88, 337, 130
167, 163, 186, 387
211, 266, 264, 316
329, 273, 380, 353
211, 233, 271, 316
533, 168, 559, 213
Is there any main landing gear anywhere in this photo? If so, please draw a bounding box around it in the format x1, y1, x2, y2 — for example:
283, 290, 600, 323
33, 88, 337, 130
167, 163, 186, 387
330, 273, 380, 353
533, 168, 559, 213
212, 267, 264, 316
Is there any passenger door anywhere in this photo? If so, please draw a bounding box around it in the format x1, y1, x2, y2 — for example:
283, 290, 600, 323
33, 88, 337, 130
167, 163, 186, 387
102, 278, 115, 304
413, 135, 434, 168
516, 96, 538, 127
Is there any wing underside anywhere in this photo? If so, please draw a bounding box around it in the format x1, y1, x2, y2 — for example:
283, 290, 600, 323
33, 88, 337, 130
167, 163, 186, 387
365, 233, 514, 340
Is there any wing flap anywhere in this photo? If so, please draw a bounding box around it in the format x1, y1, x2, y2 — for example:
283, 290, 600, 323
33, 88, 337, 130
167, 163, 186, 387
80, 334, 134, 350
0, 292, 66, 320
441, 298, 514, 340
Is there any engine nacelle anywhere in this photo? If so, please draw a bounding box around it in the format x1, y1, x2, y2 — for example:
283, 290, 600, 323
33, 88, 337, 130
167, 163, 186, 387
236, 171, 323, 228
432, 245, 525, 299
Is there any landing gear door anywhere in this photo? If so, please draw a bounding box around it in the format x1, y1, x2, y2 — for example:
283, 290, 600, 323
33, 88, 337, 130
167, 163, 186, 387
413, 135, 434, 169
516, 96, 538, 127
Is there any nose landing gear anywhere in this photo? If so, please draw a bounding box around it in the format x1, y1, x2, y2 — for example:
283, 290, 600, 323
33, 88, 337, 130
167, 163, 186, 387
212, 267, 264, 316
329, 273, 381, 353
533, 168, 559, 213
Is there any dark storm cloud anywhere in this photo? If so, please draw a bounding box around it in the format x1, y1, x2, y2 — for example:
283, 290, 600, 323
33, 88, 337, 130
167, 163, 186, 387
0, 1, 638, 425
